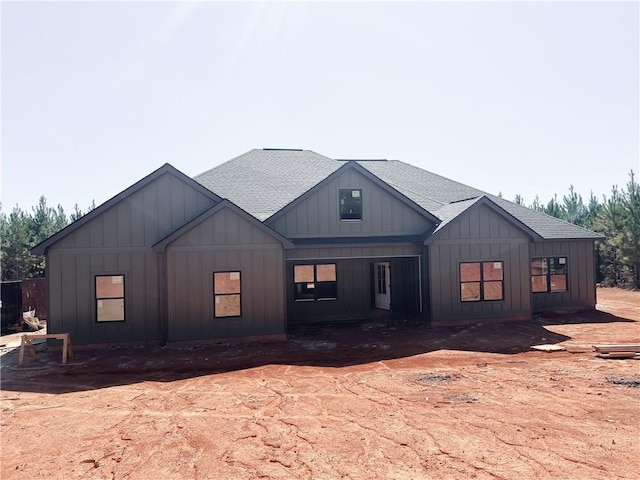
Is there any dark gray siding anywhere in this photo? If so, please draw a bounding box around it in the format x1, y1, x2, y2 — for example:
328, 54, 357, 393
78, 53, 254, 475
166, 207, 286, 342
286, 244, 422, 323
46, 172, 217, 344
531, 240, 597, 311
286, 244, 422, 260
268, 168, 433, 238
429, 205, 532, 326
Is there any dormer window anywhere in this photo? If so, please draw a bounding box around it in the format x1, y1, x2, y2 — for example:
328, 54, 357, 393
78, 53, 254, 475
339, 189, 362, 221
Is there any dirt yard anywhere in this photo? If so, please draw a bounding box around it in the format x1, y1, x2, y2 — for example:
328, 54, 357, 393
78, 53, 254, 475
1, 288, 639, 479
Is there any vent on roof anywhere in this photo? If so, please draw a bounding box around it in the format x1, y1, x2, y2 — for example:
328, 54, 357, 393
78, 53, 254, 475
450, 196, 480, 204
336, 159, 388, 162
262, 148, 304, 151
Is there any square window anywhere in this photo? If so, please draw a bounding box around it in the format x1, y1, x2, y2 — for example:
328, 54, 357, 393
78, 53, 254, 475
339, 189, 363, 221
461, 282, 481, 302
460, 263, 481, 282
483, 281, 504, 300
460, 261, 504, 302
531, 257, 567, 293
294, 264, 337, 301
294, 265, 314, 283
531, 275, 548, 293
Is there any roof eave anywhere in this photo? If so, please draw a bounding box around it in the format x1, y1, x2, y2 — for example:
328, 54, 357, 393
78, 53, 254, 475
152, 199, 295, 252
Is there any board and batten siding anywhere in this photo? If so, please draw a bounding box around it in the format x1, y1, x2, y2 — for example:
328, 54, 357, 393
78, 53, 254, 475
531, 240, 597, 311
45, 172, 217, 344
428, 204, 532, 326
165, 207, 286, 342
267, 168, 434, 238
286, 244, 422, 323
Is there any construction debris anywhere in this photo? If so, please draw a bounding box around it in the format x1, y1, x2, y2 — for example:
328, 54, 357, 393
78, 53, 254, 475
593, 344, 640, 359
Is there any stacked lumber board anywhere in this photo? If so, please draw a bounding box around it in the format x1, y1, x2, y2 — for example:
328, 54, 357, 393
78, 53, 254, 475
593, 344, 640, 359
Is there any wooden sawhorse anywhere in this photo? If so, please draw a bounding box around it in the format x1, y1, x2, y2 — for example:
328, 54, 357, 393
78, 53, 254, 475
19, 333, 73, 366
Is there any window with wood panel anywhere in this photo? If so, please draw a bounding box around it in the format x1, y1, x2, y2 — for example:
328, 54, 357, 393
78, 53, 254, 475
460, 261, 504, 302
532, 257, 567, 293
96, 275, 125, 322
294, 264, 337, 301
213, 271, 241, 317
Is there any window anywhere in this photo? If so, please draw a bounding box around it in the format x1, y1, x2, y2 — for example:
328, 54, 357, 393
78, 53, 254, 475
339, 189, 362, 221
96, 275, 125, 322
213, 271, 241, 317
532, 257, 567, 293
294, 264, 337, 301
460, 261, 504, 302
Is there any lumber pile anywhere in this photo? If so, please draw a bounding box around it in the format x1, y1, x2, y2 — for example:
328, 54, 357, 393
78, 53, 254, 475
593, 344, 640, 359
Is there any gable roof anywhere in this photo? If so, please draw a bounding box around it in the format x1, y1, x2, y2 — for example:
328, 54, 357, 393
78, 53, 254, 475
151, 199, 295, 252
194, 149, 342, 221
357, 159, 482, 212
31, 164, 222, 255
426, 195, 543, 244
195, 150, 602, 241
355, 159, 602, 240
265, 160, 440, 225
486, 195, 603, 240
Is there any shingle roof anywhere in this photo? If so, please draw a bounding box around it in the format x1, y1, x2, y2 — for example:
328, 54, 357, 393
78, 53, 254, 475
193, 149, 602, 240
487, 195, 602, 239
357, 160, 601, 240
194, 149, 341, 221
430, 197, 482, 234
356, 159, 482, 211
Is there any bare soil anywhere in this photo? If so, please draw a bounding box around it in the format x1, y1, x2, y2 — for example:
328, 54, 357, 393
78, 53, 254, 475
1, 287, 639, 479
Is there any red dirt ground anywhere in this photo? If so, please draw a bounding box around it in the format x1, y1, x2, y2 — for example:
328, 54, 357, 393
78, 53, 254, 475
1, 287, 639, 479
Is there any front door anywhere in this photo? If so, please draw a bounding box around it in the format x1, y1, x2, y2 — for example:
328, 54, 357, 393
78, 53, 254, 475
374, 262, 391, 310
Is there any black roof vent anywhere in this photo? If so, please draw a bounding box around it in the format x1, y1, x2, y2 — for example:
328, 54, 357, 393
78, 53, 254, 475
450, 196, 480, 204
262, 148, 304, 151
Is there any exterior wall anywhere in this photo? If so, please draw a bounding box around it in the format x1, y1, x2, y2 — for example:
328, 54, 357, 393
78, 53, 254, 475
166, 208, 286, 342
286, 244, 422, 260
428, 205, 532, 326
267, 168, 434, 238
531, 240, 597, 311
46, 172, 217, 344
286, 244, 422, 323
47, 251, 162, 344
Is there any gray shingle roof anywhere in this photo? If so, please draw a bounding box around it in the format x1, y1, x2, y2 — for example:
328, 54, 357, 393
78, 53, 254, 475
357, 160, 601, 240
430, 197, 482, 234
487, 195, 602, 239
193, 149, 602, 240
356, 160, 482, 211
194, 149, 341, 221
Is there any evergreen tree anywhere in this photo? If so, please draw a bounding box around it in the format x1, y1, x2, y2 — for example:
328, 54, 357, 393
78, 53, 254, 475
562, 185, 586, 224
0, 197, 96, 280
543, 194, 563, 218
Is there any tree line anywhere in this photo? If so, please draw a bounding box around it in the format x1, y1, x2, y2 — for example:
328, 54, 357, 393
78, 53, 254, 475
503, 170, 639, 289
0, 197, 95, 280
1, 172, 639, 288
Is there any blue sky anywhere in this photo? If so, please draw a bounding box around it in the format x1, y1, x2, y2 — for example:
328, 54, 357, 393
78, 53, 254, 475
2, 1, 638, 216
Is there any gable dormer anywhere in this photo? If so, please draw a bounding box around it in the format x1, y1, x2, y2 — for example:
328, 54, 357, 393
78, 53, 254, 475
266, 161, 438, 239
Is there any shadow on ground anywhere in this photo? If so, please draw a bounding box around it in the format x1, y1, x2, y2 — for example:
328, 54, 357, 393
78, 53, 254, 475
0, 309, 633, 395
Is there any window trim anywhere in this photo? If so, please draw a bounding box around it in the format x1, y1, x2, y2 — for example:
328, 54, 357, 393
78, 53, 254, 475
531, 256, 568, 293
459, 261, 504, 302
339, 188, 363, 222
95, 274, 126, 323
294, 263, 338, 302
213, 271, 242, 318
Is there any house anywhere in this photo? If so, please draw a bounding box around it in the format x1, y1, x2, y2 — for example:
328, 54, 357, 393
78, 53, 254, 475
33, 149, 602, 345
